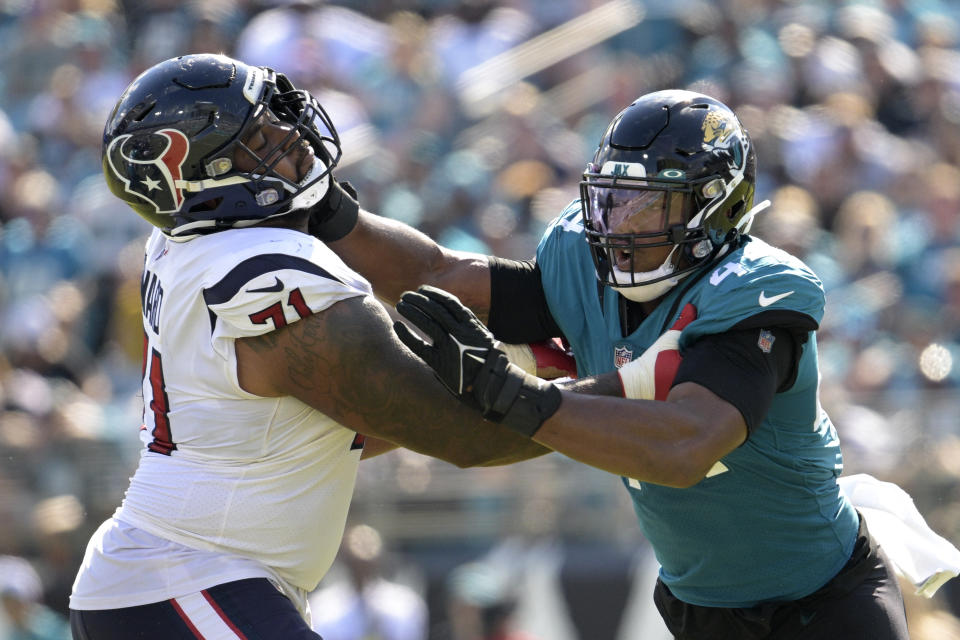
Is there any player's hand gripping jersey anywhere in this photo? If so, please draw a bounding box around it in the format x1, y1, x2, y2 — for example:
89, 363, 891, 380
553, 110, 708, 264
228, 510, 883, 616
73, 227, 372, 612
536, 202, 859, 608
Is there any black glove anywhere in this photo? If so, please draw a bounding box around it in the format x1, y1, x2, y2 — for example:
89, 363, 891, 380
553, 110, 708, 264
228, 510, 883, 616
308, 178, 359, 241
394, 285, 561, 437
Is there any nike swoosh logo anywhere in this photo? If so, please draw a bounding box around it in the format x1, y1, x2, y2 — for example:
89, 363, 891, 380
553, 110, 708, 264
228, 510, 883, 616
246, 276, 284, 293
758, 290, 794, 307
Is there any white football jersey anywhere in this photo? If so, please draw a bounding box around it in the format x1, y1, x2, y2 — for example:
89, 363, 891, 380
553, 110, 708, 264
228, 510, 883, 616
73, 226, 373, 610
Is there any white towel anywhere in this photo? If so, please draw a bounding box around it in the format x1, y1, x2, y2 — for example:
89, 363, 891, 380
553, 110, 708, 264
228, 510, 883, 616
839, 473, 960, 597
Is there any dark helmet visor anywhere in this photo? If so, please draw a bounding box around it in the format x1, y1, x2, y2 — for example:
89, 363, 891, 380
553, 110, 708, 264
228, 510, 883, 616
584, 184, 689, 239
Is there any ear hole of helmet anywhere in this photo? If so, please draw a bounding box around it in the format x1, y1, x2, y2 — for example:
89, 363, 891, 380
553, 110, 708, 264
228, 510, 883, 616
727, 200, 744, 220
189, 198, 223, 213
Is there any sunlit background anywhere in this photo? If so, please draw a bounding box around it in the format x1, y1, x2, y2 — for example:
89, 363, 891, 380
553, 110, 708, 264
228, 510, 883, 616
1, 0, 960, 638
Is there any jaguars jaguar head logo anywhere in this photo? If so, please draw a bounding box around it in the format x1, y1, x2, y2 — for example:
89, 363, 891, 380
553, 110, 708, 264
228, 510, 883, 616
701, 109, 736, 148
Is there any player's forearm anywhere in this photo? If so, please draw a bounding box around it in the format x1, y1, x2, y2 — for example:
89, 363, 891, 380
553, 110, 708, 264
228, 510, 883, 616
472, 440, 552, 466
346, 345, 550, 467
557, 372, 623, 397
327, 211, 492, 315
533, 396, 697, 487
359, 437, 400, 459
532, 383, 744, 487
243, 295, 546, 467
351, 375, 551, 467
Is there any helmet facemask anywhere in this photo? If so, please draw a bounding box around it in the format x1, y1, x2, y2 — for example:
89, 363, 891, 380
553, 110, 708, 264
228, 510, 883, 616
581, 166, 719, 302
102, 54, 345, 240
186, 69, 342, 233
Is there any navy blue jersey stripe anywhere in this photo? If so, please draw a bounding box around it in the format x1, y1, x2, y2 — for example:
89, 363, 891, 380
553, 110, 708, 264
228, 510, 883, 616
202, 254, 342, 332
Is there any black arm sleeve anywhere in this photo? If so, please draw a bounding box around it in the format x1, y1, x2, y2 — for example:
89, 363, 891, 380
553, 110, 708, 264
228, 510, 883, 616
673, 325, 802, 435
486, 256, 563, 343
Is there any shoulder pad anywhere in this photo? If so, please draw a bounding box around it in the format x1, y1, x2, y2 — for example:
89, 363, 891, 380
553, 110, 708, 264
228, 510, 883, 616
201, 235, 372, 358
682, 238, 825, 342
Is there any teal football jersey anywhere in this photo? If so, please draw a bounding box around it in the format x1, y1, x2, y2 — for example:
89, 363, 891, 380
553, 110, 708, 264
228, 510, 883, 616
536, 201, 859, 607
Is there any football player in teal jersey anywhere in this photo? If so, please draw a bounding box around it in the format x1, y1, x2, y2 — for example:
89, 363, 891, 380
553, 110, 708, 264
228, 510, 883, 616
325, 90, 909, 638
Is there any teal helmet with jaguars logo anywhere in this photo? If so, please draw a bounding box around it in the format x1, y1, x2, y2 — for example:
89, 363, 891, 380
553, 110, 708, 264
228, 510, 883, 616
580, 90, 759, 302
102, 54, 342, 240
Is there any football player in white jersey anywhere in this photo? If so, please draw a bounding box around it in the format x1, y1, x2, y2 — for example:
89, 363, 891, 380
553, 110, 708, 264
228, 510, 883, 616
68, 54, 551, 640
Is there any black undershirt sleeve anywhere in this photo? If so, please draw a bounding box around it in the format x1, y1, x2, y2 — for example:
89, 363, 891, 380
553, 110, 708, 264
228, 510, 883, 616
673, 325, 803, 435
486, 256, 563, 343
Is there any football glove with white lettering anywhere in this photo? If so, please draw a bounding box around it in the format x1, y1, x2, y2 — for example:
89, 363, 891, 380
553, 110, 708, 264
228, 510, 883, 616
394, 285, 561, 437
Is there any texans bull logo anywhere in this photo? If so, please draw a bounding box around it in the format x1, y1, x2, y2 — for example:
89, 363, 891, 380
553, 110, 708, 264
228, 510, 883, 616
106, 129, 190, 213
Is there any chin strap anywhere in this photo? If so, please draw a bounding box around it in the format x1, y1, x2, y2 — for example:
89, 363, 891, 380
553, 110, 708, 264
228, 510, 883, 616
307, 179, 360, 241
736, 199, 771, 235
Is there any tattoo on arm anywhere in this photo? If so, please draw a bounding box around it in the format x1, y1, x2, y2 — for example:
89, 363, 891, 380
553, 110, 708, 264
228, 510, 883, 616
243, 331, 280, 354
252, 295, 549, 466
282, 319, 328, 393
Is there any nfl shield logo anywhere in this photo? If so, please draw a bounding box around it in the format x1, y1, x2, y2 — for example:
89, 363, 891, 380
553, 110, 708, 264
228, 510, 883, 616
614, 345, 634, 368
757, 329, 775, 353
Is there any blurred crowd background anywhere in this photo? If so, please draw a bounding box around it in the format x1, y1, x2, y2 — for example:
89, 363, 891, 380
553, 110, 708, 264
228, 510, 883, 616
1, 0, 960, 638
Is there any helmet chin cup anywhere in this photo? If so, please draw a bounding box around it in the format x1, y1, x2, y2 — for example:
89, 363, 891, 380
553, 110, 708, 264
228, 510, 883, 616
612, 277, 680, 303
608, 257, 682, 303
288, 157, 330, 211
